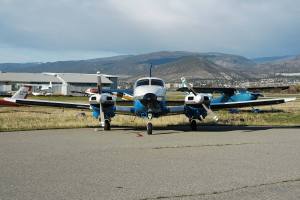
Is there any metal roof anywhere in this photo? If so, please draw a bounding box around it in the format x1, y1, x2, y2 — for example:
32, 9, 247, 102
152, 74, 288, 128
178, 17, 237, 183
54, 73, 112, 84
0, 72, 113, 84
0, 73, 60, 83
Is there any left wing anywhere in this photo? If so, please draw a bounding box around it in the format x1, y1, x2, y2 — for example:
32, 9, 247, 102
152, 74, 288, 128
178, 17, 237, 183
211, 98, 296, 110
5, 98, 90, 109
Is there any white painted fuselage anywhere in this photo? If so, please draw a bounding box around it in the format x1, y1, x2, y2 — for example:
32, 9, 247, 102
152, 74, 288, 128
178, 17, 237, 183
133, 77, 166, 101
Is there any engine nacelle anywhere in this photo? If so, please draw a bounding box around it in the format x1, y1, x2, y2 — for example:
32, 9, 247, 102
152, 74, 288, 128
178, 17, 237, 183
89, 93, 116, 105
184, 93, 212, 105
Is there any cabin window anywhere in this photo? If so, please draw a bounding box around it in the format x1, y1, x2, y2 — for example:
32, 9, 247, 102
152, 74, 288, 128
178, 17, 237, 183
136, 79, 150, 87
151, 79, 164, 87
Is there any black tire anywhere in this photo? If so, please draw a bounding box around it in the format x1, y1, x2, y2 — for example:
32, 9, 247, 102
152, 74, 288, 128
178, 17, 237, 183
104, 120, 111, 131
190, 120, 197, 131
147, 122, 153, 135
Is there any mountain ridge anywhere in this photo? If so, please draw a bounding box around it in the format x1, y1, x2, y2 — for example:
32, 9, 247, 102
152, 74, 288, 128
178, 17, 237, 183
0, 51, 299, 81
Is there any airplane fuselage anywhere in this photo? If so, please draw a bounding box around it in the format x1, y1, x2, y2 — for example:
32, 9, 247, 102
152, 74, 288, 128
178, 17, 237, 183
133, 77, 168, 118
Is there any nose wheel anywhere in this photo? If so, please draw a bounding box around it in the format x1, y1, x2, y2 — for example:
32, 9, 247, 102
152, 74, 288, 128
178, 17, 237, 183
147, 122, 153, 135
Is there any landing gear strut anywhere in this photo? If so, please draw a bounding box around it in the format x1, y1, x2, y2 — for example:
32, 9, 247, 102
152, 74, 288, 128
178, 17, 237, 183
147, 112, 153, 135
190, 119, 197, 131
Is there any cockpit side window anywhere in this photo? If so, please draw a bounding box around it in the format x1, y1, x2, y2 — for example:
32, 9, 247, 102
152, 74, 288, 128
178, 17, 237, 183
151, 79, 164, 87
136, 79, 150, 87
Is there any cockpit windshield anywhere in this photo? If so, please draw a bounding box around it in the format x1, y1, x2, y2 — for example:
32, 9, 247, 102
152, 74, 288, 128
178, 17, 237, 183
151, 79, 164, 87
136, 79, 150, 87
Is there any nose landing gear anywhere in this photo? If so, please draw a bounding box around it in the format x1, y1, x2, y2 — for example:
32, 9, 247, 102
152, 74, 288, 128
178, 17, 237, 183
147, 122, 153, 135
147, 112, 153, 135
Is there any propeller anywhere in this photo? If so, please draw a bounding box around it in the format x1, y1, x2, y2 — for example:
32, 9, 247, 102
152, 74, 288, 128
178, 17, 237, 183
181, 77, 218, 122
97, 71, 105, 127
202, 103, 219, 122
181, 77, 197, 96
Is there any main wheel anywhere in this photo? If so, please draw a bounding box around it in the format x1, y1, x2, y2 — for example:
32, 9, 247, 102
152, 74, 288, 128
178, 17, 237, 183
190, 119, 197, 131
104, 120, 111, 130
147, 122, 153, 135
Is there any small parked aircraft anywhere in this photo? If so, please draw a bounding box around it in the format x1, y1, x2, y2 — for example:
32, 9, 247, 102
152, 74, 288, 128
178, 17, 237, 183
31, 82, 53, 96
71, 88, 133, 100
3, 73, 296, 134
0, 86, 32, 106
178, 83, 290, 103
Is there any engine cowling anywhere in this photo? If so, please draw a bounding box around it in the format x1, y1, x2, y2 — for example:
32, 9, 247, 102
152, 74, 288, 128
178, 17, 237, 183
89, 93, 116, 106
89, 93, 116, 119
184, 93, 212, 105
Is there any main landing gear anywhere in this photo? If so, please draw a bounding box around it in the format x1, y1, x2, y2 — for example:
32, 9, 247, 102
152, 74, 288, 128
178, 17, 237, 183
147, 122, 153, 135
190, 119, 197, 131
104, 119, 111, 130
99, 118, 110, 131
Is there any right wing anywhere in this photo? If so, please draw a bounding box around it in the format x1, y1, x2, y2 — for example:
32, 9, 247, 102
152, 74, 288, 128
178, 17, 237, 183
211, 97, 296, 110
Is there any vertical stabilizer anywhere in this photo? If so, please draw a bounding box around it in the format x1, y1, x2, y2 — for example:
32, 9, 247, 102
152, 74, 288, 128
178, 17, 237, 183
11, 86, 32, 99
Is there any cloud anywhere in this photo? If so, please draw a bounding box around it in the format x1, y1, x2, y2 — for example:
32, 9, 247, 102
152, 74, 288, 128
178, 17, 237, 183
0, 0, 300, 62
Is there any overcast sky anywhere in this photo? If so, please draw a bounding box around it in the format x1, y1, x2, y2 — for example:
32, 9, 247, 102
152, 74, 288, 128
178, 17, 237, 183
0, 0, 300, 62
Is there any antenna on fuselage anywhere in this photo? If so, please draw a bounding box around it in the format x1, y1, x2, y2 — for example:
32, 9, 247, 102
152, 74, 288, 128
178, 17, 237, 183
149, 63, 152, 78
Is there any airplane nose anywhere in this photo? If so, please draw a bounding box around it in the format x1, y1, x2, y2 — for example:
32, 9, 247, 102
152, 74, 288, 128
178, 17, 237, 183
143, 93, 157, 101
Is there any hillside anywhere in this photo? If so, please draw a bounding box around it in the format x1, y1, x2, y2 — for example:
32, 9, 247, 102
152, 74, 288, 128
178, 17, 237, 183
254, 55, 300, 74
1, 51, 299, 81
150, 56, 244, 82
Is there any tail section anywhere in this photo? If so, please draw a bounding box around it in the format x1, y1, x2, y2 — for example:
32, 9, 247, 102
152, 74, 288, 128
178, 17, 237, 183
180, 77, 188, 88
11, 86, 32, 99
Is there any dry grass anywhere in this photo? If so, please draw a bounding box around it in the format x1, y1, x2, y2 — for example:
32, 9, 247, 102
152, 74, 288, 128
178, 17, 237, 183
0, 107, 98, 132
0, 94, 299, 132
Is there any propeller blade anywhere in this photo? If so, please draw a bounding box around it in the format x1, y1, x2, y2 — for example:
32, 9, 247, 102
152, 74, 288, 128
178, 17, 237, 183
181, 77, 197, 96
99, 101, 105, 127
202, 103, 219, 122
97, 71, 105, 127
97, 71, 102, 94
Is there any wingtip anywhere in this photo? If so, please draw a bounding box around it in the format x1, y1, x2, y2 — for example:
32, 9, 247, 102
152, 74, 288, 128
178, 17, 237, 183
284, 97, 297, 102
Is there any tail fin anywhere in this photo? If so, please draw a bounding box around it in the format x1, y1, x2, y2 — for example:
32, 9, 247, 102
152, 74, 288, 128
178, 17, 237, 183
180, 77, 193, 88
180, 77, 188, 88
11, 86, 32, 99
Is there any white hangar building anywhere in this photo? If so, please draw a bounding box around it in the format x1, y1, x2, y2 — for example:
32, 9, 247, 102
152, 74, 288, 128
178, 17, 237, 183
0, 72, 118, 96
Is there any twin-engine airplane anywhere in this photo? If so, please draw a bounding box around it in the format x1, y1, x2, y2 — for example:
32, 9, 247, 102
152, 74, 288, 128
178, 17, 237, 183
3, 72, 296, 134
178, 84, 290, 103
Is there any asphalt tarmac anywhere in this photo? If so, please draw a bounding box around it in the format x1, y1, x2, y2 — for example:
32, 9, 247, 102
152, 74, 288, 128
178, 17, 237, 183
0, 126, 300, 200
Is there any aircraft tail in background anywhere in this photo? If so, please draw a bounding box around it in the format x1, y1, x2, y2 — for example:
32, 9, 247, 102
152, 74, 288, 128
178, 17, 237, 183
11, 86, 32, 99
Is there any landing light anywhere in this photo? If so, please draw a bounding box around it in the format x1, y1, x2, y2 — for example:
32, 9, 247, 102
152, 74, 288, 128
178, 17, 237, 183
157, 97, 163, 101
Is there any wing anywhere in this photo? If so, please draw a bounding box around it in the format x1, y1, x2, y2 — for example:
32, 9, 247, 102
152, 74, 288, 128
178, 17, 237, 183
178, 87, 236, 95
115, 105, 185, 116
211, 98, 296, 110
247, 86, 290, 92
115, 106, 135, 115
166, 105, 185, 115
6, 98, 90, 109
